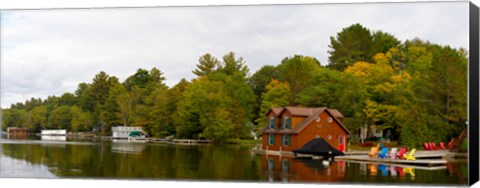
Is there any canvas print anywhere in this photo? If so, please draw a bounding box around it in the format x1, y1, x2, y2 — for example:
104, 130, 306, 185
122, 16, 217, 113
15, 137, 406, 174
0, 1, 475, 186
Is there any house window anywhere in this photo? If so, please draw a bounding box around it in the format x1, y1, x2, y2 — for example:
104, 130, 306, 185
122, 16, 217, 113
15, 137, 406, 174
282, 134, 290, 146
268, 115, 276, 129
339, 136, 344, 144
268, 134, 275, 145
268, 158, 275, 171
282, 159, 290, 172
327, 117, 333, 123
282, 115, 291, 129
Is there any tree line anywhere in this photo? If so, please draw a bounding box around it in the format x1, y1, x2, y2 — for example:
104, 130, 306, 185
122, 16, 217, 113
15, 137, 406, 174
1, 23, 467, 147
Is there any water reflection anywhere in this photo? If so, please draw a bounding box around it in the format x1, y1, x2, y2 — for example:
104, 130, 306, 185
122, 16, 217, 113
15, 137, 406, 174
261, 155, 346, 182
0, 140, 261, 180
0, 138, 469, 185
446, 161, 467, 184
0, 154, 56, 178
261, 155, 466, 185
111, 140, 146, 154
41, 135, 67, 141
6, 134, 31, 140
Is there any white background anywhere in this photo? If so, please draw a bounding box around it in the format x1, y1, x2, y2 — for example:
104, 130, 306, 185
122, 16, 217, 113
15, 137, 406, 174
0, 0, 478, 188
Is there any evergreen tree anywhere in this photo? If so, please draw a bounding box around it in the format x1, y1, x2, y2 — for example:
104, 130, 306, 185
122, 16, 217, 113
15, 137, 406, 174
328, 23, 374, 71
192, 53, 220, 77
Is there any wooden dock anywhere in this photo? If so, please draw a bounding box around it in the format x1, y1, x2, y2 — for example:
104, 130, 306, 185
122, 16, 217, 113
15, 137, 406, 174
126, 137, 212, 145
252, 148, 295, 157
342, 160, 448, 171
252, 148, 463, 168
335, 155, 447, 167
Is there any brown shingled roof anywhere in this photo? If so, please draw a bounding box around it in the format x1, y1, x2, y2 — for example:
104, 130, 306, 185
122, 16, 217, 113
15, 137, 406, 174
265, 107, 284, 116
282, 106, 326, 117
292, 109, 350, 135
261, 106, 350, 135
329, 109, 344, 119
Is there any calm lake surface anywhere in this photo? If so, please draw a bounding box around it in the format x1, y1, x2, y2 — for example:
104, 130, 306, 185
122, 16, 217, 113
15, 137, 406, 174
0, 135, 468, 185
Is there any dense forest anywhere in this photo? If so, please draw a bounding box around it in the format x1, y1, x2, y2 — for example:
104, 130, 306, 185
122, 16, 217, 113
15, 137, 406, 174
1, 24, 467, 147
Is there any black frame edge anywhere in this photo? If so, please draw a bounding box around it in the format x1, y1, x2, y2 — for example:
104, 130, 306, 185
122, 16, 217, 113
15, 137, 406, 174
469, 1, 480, 186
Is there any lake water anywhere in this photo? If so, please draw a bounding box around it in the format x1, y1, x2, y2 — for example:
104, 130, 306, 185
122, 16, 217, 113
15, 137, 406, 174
0, 136, 468, 186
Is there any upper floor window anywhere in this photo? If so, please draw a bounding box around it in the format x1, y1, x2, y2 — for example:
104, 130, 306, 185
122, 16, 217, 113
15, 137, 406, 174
282, 115, 291, 129
268, 115, 276, 129
282, 134, 291, 146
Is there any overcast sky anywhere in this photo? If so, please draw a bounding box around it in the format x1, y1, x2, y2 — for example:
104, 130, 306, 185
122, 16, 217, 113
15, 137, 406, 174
0, 1, 469, 108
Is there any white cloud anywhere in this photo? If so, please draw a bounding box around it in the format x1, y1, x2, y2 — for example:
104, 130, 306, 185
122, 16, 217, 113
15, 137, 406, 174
0, 2, 469, 108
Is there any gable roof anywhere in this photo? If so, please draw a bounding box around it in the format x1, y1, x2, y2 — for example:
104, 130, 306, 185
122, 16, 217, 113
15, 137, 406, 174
328, 109, 344, 119
281, 106, 326, 117
265, 107, 283, 116
262, 106, 350, 135
292, 108, 350, 135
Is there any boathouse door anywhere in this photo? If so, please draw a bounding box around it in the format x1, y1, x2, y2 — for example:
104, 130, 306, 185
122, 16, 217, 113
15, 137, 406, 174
338, 135, 345, 152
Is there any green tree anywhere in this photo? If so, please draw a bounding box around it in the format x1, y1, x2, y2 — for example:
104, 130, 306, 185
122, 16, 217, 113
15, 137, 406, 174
24, 97, 43, 111
74, 82, 93, 111
249, 65, 279, 97
192, 53, 220, 77
257, 79, 292, 128
277, 55, 321, 101
222, 72, 257, 138
328, 23, 374, 71
5, 108, 29, 128
48, 106, 73, 130
88, 71, 119, 133
175, 77, 250, 142
70, 106, 83, 132
124, 68, 168, 135
372, 31, 401, 54
117, 89, 136, 127
151, 79, 190, 137
71, 106, 93, 132
89, 71, 118, 107
102, 83, 123, 128
58, 93, 77, 106
1, 109, 9, 131
218, 52, 249, 77
28, 106, 48, 131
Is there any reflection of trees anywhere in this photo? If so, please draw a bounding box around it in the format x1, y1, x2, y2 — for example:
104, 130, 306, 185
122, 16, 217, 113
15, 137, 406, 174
341, 162, 467, 185
2, 143, 467, 185
1, 143, 262, 180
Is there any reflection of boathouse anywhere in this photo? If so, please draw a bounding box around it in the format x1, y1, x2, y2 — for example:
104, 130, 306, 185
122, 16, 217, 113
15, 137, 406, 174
261, 107, 350, 152
111, 140, 146, 154
261, 155, 346, 182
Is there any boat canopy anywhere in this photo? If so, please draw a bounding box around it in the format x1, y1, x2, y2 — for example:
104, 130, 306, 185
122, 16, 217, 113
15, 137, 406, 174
292, 138, 345, 156
128, 131, 143, 137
